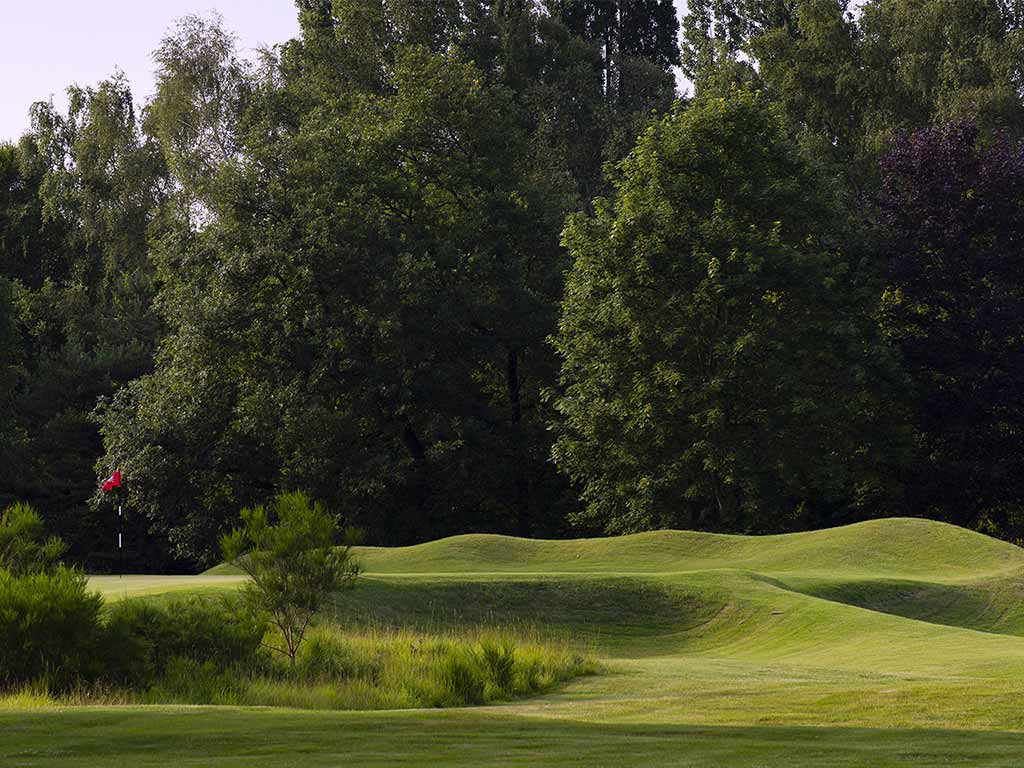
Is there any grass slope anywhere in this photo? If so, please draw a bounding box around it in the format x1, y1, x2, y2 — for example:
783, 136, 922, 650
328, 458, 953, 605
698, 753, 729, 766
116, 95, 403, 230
16, 517, 1024, 766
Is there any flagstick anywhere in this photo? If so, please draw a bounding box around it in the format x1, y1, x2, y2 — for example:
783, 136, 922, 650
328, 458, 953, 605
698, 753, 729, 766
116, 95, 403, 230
102, 471, 124, 578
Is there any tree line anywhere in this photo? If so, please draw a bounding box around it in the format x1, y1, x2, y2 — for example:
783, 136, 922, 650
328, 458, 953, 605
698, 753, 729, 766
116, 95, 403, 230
2, 0, 1024, 571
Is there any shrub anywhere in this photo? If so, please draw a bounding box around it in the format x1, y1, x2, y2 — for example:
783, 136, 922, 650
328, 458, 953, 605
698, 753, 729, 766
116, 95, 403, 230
0, 502, 66, 575
102, 594, 264, 687
102, 600, 167, 686
0, 567, 104, 691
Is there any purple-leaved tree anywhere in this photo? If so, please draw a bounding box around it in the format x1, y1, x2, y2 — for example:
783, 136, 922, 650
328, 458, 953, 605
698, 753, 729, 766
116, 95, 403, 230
879, 123, 1024, 538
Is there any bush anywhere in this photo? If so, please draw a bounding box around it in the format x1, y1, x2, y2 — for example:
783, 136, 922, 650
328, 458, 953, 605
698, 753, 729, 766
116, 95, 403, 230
101, 600, 167, 686
102, 594, 264, 687
1, 604, 595, 710
0, 502, 66, 575
0, 567, 104, 691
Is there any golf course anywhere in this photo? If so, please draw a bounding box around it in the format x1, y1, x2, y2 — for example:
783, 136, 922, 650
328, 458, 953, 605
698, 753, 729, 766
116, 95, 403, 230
5, 516, 1024, 766
8, 0, 1024, 763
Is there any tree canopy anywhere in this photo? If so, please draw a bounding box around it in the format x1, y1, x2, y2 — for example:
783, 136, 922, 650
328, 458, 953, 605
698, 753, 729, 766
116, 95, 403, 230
3, 0, 1024, 570
877, 123, 1024, 537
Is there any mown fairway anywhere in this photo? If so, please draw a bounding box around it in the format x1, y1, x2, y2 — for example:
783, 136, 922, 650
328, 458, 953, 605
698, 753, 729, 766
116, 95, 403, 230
8, 517, 1024, 766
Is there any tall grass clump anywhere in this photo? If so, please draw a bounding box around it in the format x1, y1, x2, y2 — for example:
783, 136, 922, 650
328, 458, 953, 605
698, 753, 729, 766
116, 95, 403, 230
137, 657, 250, 705
83, 622, 593, 710
0, 681, 57, 710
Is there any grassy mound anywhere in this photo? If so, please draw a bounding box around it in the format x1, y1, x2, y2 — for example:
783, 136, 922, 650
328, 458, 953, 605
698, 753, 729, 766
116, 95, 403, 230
206, 516, 1024, 579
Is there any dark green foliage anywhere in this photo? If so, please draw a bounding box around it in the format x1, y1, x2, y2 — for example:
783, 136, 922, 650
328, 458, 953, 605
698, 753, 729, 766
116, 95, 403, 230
0, 142, 59, 289
682, 0, 1024, 179
552, 88, 906, 533
0, 76, 167, 568
877, 124, 1024, 538
6, 4, 676, 568
100, 600, 168, 686
8, 0, 1024, 560
99, 6, 649, 563
542, 0, 680, 196
0, 570, 261, 694
0, 278, 17, 496
546, 0, 681, 134
549, 0, 681, 71
0, 502, 66, 575
0, 567, 104, 691
101, 594, 264, 688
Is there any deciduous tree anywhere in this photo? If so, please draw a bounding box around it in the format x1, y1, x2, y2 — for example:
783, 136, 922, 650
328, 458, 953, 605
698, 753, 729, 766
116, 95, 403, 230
553, 88, 907, 534
878, 123, 1024, 537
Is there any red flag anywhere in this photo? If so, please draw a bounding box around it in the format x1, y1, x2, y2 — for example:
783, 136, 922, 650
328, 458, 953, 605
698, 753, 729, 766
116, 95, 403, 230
102, 470, 122, 493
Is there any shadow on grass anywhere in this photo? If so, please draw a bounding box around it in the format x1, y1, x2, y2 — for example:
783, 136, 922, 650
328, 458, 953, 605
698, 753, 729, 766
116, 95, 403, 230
327, 576, 724, 657
780, 571, 1024, 638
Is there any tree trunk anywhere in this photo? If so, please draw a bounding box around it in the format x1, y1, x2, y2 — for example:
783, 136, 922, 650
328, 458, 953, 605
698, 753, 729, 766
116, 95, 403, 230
507, 349, 531, 538
400, 415, 432, 542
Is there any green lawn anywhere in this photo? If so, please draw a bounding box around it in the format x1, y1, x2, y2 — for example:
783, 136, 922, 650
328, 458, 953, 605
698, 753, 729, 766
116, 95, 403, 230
6, 709, 1024, 767
8, 517, 1024, 766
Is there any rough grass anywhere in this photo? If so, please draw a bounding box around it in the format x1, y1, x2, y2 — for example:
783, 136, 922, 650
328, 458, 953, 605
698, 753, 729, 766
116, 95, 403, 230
0, 623, 594, 712
142, 624, 595, 710
12, 517, 1024, 766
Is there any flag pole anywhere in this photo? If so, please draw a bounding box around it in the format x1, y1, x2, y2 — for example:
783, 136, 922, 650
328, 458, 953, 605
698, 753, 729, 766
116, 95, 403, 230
118, 502, 123, 580
102, 470, 124, 579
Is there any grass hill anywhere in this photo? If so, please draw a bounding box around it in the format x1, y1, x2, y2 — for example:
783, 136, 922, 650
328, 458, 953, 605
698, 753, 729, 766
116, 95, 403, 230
205, 516, 1024, 578
348, 517, 1024, 578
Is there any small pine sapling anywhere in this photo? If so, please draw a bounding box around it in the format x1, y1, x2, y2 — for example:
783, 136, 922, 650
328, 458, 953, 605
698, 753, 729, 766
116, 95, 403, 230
221, 491, 359, 666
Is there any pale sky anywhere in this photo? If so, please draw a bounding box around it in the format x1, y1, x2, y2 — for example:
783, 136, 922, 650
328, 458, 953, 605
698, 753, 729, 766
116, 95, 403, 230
1, 1, 687, 144
0, 1, 300, 143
